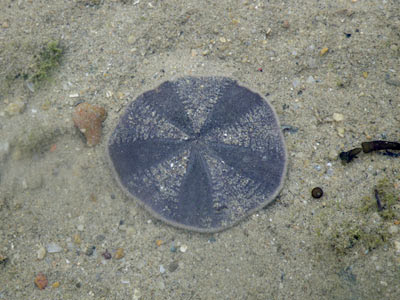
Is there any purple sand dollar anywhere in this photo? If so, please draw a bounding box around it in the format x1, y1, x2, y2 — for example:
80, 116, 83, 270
108, 76, 287, 232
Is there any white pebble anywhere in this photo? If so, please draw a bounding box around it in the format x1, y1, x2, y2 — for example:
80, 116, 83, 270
306, 76, 315, 84
37, 246, 46, 260
77, 224, 84, 231
394, 240, 400, 253
46, 242, 62, 253
180, 245, 188, 253
292, 78, 300, 88
388, 225, 398, 234
332, 113, 344, 122
133, 288, 141, 300
159, 265, 165, 274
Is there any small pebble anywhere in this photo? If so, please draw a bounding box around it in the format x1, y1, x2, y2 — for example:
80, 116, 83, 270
37, 246, 46, 260
179, 245, 188, 253
133, 288, 141, 300
86, 246, 96, 256
311, 187, 324, 199
337, 127, 345, 137
72, 102, 107, 147
282, 20, 290, 28
208, 237, 216, 243
388, 225, 399, 235
77, 224, 84, 231
155, 239, 163, 247
102, 249, 112, 259
394, 240, 400, 253
52, 281, 60, 288
46, 242, 62, 253
0, 253, 8, 264
320, 47, 329, 56
34, 273, 48, 290
168, 261, 179, 272
115, 247, 125, 259
332, 113, 344, 122
159, 265, 165, 274
292, 78, 300, 88
306, 76, 315, 84
73, 233, 82, 245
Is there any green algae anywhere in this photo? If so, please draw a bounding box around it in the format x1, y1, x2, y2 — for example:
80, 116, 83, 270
0, 40, 63, 96
329, 219, 390, 255
31, 41, 63, 85
361, 178, 399, 220
315, 177, 399, 256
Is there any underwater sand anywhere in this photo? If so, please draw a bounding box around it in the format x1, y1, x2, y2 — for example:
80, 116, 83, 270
1, 0, 400, 299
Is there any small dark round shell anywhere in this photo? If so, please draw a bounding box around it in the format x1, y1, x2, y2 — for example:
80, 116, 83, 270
311, 187, 323, 199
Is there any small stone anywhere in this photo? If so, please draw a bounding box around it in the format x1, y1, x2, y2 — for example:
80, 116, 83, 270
73, 233, 82, 245
282, 20, 290, 28
320, 47, 329, 56
362, 71, 368, 79
394, 240, 400, 253
5, 101, 25, 116
159, 265, 165, 273
168, 261, 179, 272
179, 245, 187, 253
133, 288, 141, 300
388, 225, 399, 234
219, 37, 226, 43
306, 76, 315, 84
86, 246, 96, 256
332, 113, 344, 122
292, 78, 300, 88
0, 253, 8, 264
2, 22, 9, 28
337, 127, 345, 137
37, 246, 46, 260
102, 249, 112, 259
34, 273, 48, 290
115, 247, 125, 259
155, 239, 163, 247
52, 281, 60, 288
72, 102, 107, 147
77, 224, 84, 231
46, 242, 62, 253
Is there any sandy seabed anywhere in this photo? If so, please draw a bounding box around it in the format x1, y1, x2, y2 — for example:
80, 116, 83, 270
1, 1, 400, 299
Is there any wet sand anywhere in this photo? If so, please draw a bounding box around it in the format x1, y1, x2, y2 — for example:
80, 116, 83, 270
1, 1, 400, 299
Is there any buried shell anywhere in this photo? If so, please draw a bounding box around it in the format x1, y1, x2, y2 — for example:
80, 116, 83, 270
108, 76, 287, 232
